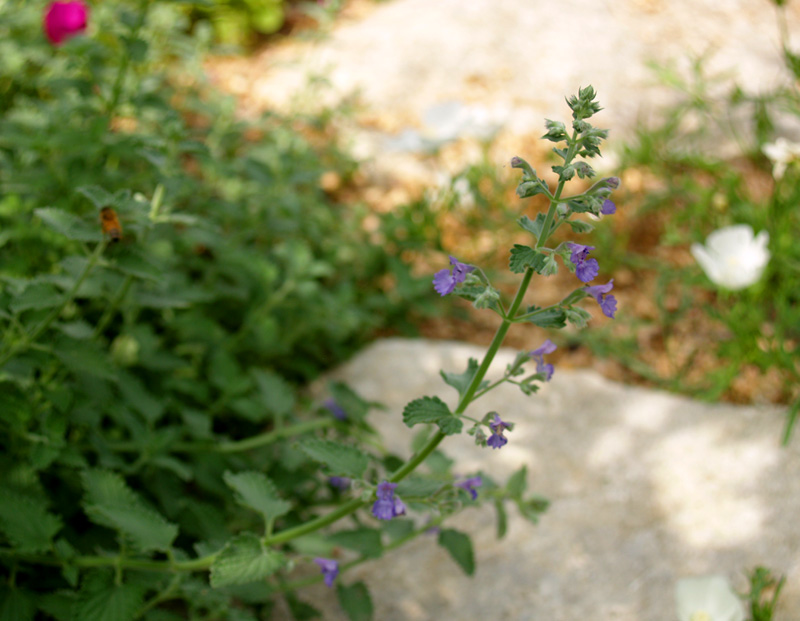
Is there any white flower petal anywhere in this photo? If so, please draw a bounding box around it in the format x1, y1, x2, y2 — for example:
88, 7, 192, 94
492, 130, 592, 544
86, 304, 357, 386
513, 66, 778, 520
692, 224, 770, 290
676, 575, 746, 621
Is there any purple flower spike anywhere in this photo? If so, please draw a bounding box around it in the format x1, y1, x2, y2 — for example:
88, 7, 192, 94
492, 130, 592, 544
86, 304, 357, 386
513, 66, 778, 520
487, 414, 511, 450
313, 558, 339, 587
456, 476, 483, 500
566, 243, 599, 283
323, 398, 346, 421
585, 279, 618, 319
372, 481, 405, 520
530, 339, 558, 381
600, 199, 616, 215
433, 255, 475, 296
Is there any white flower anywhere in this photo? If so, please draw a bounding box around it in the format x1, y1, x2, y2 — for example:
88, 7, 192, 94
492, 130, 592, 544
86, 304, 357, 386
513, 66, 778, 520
690, 224, 770, 290
675, 575, 746, 621
762, 137, 800, 179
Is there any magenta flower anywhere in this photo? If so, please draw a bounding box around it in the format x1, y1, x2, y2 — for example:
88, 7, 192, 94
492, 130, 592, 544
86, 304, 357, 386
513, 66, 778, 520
530, 339, 557, 381
43, 1, 88, 46
313, 558, 339, 587
566, 243, 599, 282
487, 414, 511, 449
371, 481, 406, 520
456, 476, 482, 500
585, 279, 617, 318
433, 256, 475, 296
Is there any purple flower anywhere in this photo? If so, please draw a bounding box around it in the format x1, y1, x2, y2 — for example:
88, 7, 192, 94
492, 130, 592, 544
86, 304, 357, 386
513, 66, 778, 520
530, 339, 557, 381
43, 1, 88, 46
313, 558, 339, 587
456, 476, 482, 500
487, 414, 511, 450
323, 398, 346, 421
328, 476, 351, 490
585, 279, 618, 318
371, 481, 405, 520
433, 255, 475, 296
566, 243, 599, 283
600, 199, 616, 215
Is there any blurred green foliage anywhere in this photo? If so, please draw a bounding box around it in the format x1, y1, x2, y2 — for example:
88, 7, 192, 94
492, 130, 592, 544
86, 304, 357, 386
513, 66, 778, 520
0, 1, 466, 617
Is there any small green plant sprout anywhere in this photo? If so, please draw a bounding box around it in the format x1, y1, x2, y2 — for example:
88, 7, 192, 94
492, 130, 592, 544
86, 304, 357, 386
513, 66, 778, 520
745, 566, 786, 621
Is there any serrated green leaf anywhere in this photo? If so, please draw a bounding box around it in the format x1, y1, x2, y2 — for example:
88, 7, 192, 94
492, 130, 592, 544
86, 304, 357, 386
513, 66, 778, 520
517, 495, 550, 524
298, 439, 369, 478
328, 381, 371, 423
567, 219, 594, 234
80, 470, 177, 552
565, 306, 592, 329
54, 338, 116, 380
251, 369, 295, 418
85, 504, 177, 552
506, 465, 528, 498
76, 186, 115, 209
0, 488, 62, 553
402, 396, 462, 436
73, 571, 145, 621
439, 358, 488, 400
336, 581, 373, 621
0, 586, 35, 621
327, 528, 382, 559
509, 245, 547, 274
523, 306, 567, 329
210, 533, 286, 588
437, 529, 475, 576
223, 471, 291, 524
518, 214, 546, 240
34, 207, 101, 242
9, 282, 63, 313
540, 254, 559, 276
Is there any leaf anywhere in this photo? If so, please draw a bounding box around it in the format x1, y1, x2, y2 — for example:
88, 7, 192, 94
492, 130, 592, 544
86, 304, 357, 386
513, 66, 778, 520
9, 282, 63, 313
336, 582, 374, 621
567, 219, 594, 234
327, 528, 383, 559
0, 488, 62, 553
80, 470, 177, 552
34, 207, 101, 242
494, 500, 508, 540
86, 504, 178, 552
328, 381, 372, 423
524, 306, 567, 329
506, 465, 528, 498
439, 358, 488, 400
565, 307, 592, 329
0, 586, 35, 621
117, 372, 166, 424
402, 396, 462, 436
251, 369, 295, 418
298, 439, 369, 478
210, 533, 286, 588
437, 529, 475, 576
76, 186, 115, 209
508, 245, 547, 274
222, 471, 291, 524
518, 214, 546, 240
54, 338, 116, 380
73, 571, 145, 621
